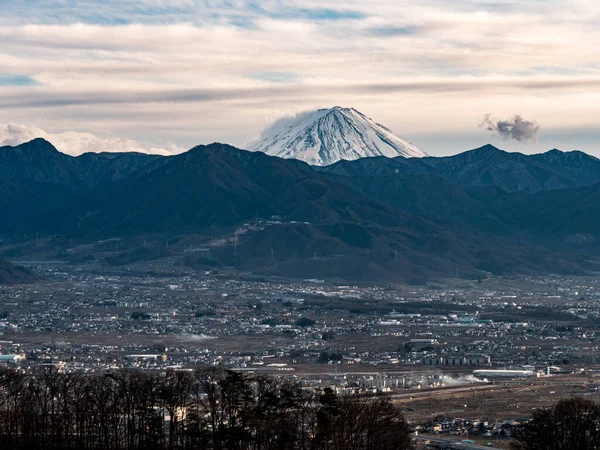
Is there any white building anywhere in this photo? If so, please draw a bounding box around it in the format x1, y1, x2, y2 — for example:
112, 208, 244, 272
473, 369, 538, 379
0, 354, 24, 364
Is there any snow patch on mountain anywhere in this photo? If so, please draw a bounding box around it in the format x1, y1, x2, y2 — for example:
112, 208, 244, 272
249, 107, 426, 166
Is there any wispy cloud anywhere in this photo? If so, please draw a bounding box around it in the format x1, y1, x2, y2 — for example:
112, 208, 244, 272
366, 26, 419, 37
246, 4, 366, 21
2, 77, 599, 109
248, 72, 302, 83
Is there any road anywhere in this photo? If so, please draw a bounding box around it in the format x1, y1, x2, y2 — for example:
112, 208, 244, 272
413, 435, 498, 449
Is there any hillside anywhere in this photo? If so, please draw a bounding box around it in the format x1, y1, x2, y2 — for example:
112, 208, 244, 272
329, 170, 600, 252
0, 255, 39, 284
73, 151, 162, 187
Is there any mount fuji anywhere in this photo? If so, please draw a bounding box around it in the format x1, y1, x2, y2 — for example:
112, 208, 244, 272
249, 106, 426, 166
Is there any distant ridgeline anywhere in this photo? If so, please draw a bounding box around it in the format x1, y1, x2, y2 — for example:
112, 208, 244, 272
1, 137, 600, 283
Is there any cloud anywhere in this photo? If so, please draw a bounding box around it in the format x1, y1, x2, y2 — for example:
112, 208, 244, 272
0, 1, 598, 154
0, 1, 368, 27
248, 71, 302, 84
2, 77, 600, 110
0, 124, 44, 146
253, 108, 324, 142
0, 123, 184, 156
481, 114, 540, 142
366, 26, 419, 37
246, 5, 366, 21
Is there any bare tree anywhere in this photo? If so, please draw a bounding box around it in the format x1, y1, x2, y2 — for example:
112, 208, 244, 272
0, 367, 413, 450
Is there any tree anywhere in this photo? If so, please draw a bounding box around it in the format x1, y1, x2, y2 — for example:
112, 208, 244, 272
313, 392, 412, 450
321, 332, 335, 341
0, 366, 413, 450
295, 317, 315, 327
130, 311, 151, 320
317, 352, 343, 364
512, 397, 600, 450
403, 343, 415, 353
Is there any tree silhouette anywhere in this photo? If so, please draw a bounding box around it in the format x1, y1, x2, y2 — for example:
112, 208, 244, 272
512, 397, 600, 450
0, 366, 413, 450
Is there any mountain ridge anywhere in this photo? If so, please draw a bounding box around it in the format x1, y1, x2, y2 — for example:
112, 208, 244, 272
321, 143, 600, 193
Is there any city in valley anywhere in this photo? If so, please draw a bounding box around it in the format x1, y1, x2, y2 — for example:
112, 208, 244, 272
3, 251, 600, 448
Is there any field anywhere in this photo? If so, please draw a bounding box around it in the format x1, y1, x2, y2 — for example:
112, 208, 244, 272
395, 372, 600, 422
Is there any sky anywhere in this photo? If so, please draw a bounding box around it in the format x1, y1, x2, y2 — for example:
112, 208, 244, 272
0, 0, 599, 157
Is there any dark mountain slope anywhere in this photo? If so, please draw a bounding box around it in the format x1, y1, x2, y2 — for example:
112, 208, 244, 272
486, 183, 600, 245
69, 143, 587, 281
0, 138, 85, 189
81, 143, 403, 234
321, 145, 600, 193
73, 151, 163, 187
0, 138, 163, 189
0, 139, 165, 235
0, 175, 84, 235
531, 149, 600, 182
341, 173, 513, 234
330, 169, 600, 252
0, 255, 39, 284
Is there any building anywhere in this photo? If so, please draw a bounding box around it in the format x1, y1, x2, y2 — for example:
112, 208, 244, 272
473, 369, 538, 379
421, 354, 491, 367
0, 354, 24, 364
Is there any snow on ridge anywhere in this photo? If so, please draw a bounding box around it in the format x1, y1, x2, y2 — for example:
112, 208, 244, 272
249, 107, 426, 166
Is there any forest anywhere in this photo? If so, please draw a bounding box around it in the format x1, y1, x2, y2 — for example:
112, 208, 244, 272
0, 367, 412, 450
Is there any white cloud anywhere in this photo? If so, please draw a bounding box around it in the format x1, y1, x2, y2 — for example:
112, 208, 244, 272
0, 123, 184, 156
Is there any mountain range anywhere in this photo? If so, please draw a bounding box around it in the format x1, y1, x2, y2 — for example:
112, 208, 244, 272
1, 136, 599, 284
320, 144, 600, 193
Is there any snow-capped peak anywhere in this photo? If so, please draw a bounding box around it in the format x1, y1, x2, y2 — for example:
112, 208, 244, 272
249, 106, 426, 166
